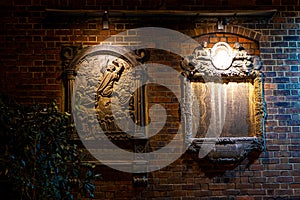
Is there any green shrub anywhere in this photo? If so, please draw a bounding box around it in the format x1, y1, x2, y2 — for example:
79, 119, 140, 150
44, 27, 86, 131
0, 97, 96, 200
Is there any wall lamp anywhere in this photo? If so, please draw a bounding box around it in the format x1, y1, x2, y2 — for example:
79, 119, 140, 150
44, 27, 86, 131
102, 11, 109, 30
217, 17, 228, 30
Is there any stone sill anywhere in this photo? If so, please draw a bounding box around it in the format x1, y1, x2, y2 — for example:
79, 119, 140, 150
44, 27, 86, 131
188, 137, 264, 164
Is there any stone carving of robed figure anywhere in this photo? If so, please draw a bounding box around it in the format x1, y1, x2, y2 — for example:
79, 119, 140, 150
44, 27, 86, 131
97, 59, 124, 97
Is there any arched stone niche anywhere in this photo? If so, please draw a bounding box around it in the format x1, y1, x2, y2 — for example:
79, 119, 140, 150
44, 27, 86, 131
181, 41, 266, 164
62, 45, 150, 186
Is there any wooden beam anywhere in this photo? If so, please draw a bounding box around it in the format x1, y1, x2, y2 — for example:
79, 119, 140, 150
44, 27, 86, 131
45, 9, 277, 18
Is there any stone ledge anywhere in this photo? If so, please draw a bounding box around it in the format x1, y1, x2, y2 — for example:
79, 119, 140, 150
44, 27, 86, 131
188, 137, 264, 164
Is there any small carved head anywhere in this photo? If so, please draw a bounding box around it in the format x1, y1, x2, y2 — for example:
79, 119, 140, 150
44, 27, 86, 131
253, 56, 262, 70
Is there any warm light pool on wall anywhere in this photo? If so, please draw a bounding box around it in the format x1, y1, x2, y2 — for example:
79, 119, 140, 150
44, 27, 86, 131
102, 11, 109, 30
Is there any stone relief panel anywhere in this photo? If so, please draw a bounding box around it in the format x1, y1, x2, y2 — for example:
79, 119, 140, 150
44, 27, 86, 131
63, 45, 150, 186
95, 57, 134, 134
181, 41, 266, 164
73, 54, 137, 140
62, 45, 149, 142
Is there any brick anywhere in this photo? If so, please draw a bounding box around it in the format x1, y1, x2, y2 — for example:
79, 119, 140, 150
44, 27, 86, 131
291, 183, 300, 189
285, 59, 300, 65
275, 164, 293, 170
270, 30, 287, 35
273, 77, 290, 83
273, 90, 291, 96
182, 184, 200, 190
286, 83, 300, 89
276, 176, 293, 182
248, 164, 263, 171
260, 48, 275, 53
263, 60, 276, 65
274, 115, 291, 120
264, 72, 276, 77
249, 177, 266, 183
275, 189, 293, 196
289, 157, 300, 163
273, 66, 291, 71
208, 183, 227, 190
289, 145, 300, 151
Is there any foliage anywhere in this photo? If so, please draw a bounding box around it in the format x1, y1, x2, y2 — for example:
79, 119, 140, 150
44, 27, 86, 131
0, 97, 96, 200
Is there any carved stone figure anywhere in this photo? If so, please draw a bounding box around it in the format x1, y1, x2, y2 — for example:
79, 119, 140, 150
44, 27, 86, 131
194, 41, 211, 60
253, 56, 263, 70
231, 42, 252, 73
97, 59, 124, 98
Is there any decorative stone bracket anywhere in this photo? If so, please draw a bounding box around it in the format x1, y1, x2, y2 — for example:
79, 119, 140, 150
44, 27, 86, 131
188, 137, 264, 164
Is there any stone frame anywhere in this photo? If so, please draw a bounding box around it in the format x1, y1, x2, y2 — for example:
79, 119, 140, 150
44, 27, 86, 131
62, 44, 150, 186
181, 41, 267, 164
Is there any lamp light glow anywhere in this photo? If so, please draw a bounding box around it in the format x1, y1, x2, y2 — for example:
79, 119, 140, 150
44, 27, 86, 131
102, 11, 109, 30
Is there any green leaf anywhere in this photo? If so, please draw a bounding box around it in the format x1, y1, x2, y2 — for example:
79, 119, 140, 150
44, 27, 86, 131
0, 98, 96, 199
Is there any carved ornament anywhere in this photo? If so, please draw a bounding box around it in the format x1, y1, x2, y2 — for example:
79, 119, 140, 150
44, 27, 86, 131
181, 42, 262, 79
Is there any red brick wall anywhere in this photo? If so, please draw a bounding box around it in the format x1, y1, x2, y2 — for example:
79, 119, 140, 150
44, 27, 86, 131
0, 0, 299, 199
